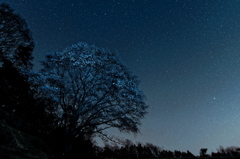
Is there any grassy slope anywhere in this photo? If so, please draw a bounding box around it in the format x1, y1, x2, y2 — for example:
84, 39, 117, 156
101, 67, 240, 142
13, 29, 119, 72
0, 121, 49, 159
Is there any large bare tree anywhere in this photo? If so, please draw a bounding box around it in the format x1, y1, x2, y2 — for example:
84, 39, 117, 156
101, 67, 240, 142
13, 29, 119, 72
39, 42, 148, 154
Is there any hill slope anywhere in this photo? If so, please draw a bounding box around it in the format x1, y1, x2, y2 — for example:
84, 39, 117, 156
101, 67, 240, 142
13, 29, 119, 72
0, 121, 49, 159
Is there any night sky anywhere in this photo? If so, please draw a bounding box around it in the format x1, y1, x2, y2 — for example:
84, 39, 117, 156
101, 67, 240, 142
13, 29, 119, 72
4, 0, 240, 155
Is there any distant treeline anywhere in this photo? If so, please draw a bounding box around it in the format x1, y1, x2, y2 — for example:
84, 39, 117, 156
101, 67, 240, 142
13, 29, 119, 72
95, 141, 240, 159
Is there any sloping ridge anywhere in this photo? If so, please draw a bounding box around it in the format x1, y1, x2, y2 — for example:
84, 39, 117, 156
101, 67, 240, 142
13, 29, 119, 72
0, 121, 49, 159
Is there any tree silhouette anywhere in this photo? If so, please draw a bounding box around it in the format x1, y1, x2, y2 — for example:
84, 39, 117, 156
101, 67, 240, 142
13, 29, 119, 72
174, 150, 182, 158
186, 150, 195, 158
0, 3, 34, 70
0, 3, 52, 136
0, 59, 28, 117
214, 146, 240, 158
200, 148, 208, 157
38, 42, 148, 156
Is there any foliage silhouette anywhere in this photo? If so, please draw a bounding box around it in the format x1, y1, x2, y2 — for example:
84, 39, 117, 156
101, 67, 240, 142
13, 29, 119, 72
36, 42, 148, 157
0, 2, 53, 139
200, 148, 208, 157
0, 3, 34, 70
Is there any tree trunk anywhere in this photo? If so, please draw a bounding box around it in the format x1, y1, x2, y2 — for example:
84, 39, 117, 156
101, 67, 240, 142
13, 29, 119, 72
63, 136, 75, 159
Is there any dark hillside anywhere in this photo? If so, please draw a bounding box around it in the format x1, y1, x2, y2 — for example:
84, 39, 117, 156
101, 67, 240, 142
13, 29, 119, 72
0, 121, 50, 159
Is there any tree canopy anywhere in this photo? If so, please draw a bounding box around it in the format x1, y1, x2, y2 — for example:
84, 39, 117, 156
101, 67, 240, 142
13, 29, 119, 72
39, 42, 148, 139
0, 3, 34, 70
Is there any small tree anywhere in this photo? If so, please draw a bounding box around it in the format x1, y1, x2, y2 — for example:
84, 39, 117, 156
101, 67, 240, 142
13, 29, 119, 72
200, 148, 208, 157
40, 42, 148, 155
0, 3, 34, 70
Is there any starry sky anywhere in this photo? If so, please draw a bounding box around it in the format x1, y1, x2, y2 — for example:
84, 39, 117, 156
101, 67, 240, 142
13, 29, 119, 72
4, 0, 240, 155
